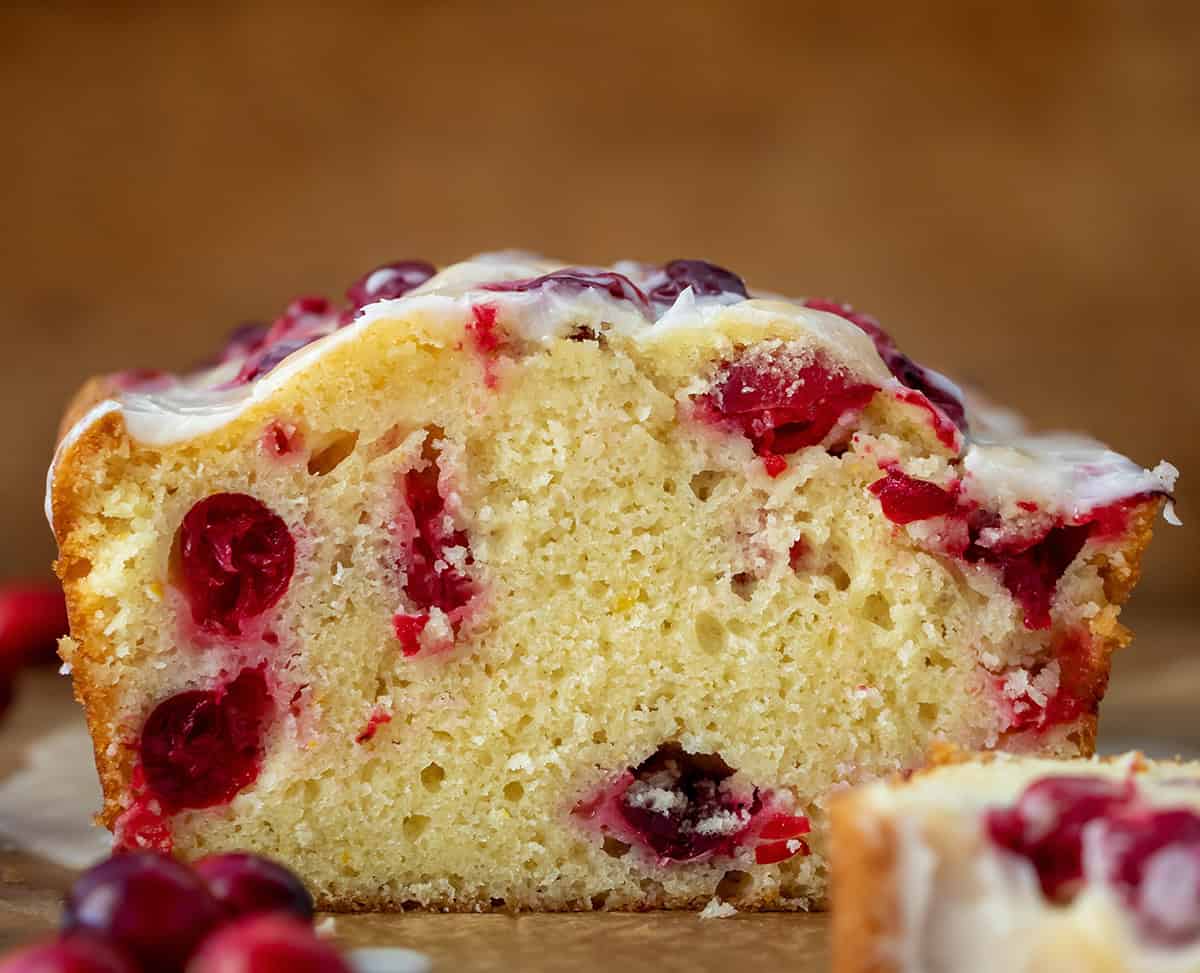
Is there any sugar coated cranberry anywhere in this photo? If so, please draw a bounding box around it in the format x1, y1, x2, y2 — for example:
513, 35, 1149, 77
64, 852, 222, 972
647, 259, 748, 303
1100, 808, 1200, 946
869, 470, 959, 524
186, 915, 352, 973
345, 260, 436, 314
804, 299, 968, 433
482, 269, 651, 316
140, 667, 273, 811
0, 937, 138, 973
986, 775, 1135, 900
396, 459, 476, 650
179, 493, 295, 637
699, 353, 877, 474
615, 744, 758, 863
0, 583, 68, 665
194, 853, 314, 922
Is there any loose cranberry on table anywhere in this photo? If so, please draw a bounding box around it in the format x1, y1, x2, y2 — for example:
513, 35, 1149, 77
0, 583, 68, 665
186, 916, 351, 973
0, 937, 137, 973
63, 852, 223, 972
195, 853, 315, 922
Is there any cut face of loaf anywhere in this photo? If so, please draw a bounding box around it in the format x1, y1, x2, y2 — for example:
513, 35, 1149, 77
831, 750, 1200, 973
48, 254, 1176, 911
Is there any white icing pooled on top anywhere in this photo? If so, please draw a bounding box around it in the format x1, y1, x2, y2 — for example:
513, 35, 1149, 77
875, 754, 1200, 973
46, 252, 1178, 536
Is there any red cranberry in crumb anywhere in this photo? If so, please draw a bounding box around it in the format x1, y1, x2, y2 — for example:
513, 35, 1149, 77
986, 775, 1135, 900
186, 915, 351, 973
64, 852, 222, 972
700, 354, 877, 475
1101, 808, 1200, 946
396, 461, 476, 646
113, 797, 174, 854
179, 493, 295, 636
195, 853, 315, 922
482, 269, 651, 316
616, 744, 758, 863
647, 259, 748, 303
803, 299, 967, 433
0, 938, 137, 973
344, 261, 437, 315
868, 470, 958, 524
967, 524, 1089, 630
140, 668, 272, 811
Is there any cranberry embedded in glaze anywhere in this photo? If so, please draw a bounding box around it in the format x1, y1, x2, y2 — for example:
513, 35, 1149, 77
482, 269, 651, 316
647, 259, 748, 303
195, 852, 315, 922
868, 470, 959, 524
1101, 808, 1200, 946
985, 775, 1134, 900
179, 493, 295, 637
0, 937, 139, 973
699, 354, 878, 475
63, 852, 222, 972
220, 323, 270, 364
186, 915, 353, 973
139, 667, 273, 811
344, 260, 437, 313
803, 299, 968, 433
615, 743, 758, 863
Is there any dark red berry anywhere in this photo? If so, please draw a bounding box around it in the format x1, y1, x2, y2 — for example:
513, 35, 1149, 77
869, 470, 959, 524
186, 915, 352, 973
0, 583, 68, 666
233, 298, 332, 384
179, 493, 295, 637
64, 852, 222, 972
345, 261, 436, 312
647, 259, 748, 303
482, 269, 651, 316
0, 937, 138, 973
698, 353, 877, 474
220, 323, 270, 364
804, 299, 968, 433
615, 744, 758, 863
194, 853, 314, 922
139, 668, 273, 811
986, 775, 1135, 900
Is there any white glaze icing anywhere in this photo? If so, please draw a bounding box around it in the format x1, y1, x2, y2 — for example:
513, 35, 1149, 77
45, 253, 1178, 538
878, 755, 1200, 973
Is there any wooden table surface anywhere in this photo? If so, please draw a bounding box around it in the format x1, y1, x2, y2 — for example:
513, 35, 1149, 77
0, 615, 1194, 971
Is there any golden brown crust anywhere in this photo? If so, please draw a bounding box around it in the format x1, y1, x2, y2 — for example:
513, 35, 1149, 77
51, 407, 134, 830
829, 789, 901, 973
55, 374, 121, 445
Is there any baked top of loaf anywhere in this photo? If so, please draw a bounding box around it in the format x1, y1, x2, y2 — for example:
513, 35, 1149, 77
46, 254, 1179, 912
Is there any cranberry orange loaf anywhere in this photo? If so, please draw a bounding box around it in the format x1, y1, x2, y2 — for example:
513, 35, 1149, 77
831, 750, 1200, 972
48, 253, 1176, 911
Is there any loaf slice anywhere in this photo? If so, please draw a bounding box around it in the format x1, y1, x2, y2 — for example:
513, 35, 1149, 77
48, 253, 1176, 910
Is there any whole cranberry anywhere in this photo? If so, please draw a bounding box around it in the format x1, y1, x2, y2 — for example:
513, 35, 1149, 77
647, 259, 748, 303
186, 915, 352, 973
0, 583, 68, 666
0, 937, 137, 973
345, 261, 436, 313
195, 853, 314, 922
63, 852, 222, 972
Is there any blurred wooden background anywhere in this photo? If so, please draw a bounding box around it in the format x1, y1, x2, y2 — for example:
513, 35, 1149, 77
2, 2, 1196, 625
